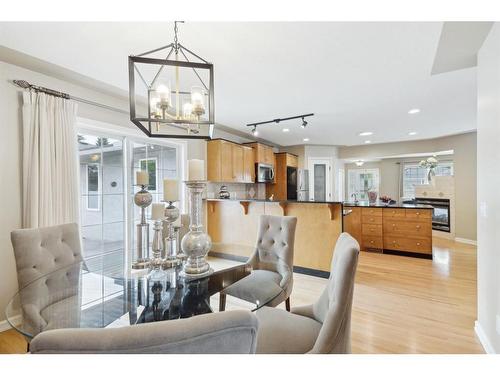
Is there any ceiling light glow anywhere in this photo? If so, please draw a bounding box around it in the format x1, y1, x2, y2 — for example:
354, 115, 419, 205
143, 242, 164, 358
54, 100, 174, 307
359, 132, 373, 136
282, 128, 290, 132
408, 108, 420, 114
303, 138, 310, 142
364, 140, 371, 144
408, 131, 417, 136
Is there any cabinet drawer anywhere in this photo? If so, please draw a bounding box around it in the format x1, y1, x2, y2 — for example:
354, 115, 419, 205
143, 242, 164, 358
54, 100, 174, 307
383, 208, 406, 218
384, 236, 432, 254
363, 236, 383, 249
361, 215, 382, 224
383, 220, 432, 238
362, 207, 383, 217
405, 209, 432, 220
362, 224, 383, 236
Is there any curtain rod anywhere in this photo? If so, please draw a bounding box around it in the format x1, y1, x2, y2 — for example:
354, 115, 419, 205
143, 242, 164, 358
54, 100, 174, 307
12, 79, 129, 115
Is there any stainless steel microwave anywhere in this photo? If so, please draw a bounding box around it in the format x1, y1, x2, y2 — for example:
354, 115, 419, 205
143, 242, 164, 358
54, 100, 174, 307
256, 163, 275, 183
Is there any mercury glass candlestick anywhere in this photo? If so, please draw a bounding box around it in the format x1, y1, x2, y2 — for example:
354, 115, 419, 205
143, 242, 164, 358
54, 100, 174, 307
180, 180, 213, 278
132, 184, 152, 269
162, 201, 181, 269
149, 220, 166, 279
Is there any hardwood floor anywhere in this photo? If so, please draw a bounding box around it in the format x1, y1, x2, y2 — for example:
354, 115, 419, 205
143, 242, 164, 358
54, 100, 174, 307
0, 237, 483, 354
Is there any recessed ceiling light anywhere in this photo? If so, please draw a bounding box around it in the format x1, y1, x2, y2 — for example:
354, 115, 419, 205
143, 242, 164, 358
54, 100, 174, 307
303, 138, 310, 142
282, 128, 290, 132
408, 108, 420, 114
364, 140, 371, 144
359, 132, 373, 136
408, 131, 417, 136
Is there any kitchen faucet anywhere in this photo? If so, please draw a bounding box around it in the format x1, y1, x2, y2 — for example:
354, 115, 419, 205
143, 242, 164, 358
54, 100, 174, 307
351, 193, 359, 203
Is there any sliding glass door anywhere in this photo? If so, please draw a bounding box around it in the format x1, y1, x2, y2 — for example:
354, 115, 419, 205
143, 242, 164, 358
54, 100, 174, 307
78, 133, 126, 275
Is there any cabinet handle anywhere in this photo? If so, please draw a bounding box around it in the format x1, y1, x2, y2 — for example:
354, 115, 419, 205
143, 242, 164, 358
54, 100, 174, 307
416, 242, 421, 246
392, 241, 396, 244
370, 218, 374, 222
416, 225, 421, 229
416, 212, 420, 215
392, 223, 396, 227
370, 240, 374, 244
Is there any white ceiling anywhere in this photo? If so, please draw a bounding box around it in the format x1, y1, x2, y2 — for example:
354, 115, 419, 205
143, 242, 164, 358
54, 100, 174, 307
0, 22, 480, 146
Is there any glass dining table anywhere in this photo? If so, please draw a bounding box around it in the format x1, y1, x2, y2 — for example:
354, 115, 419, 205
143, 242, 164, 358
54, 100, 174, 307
5, 257, 283, 340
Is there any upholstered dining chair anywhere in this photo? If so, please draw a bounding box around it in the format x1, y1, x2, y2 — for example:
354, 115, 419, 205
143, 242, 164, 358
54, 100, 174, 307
255, 232, 360, 354
219, 215, 297, 312
29, 310, 259, 354
11, 222, 83, 289
10, 223, 84, 340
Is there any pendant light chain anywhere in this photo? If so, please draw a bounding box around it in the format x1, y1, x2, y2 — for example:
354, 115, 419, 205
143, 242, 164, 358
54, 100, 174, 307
173, 21, 184, 54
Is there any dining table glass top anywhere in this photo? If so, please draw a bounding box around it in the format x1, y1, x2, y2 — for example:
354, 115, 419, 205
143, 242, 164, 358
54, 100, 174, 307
6, 257, 283, 339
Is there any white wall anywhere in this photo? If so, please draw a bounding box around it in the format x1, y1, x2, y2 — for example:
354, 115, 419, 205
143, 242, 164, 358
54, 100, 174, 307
476, 23, 500, 354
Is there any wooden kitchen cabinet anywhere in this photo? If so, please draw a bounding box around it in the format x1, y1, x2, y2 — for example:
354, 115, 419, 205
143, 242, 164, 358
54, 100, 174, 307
343, 205, 433, 255
243, 146, 255, 183
245, 142, 275, 167
207, 139, 254, 183
267, 152, 299, 200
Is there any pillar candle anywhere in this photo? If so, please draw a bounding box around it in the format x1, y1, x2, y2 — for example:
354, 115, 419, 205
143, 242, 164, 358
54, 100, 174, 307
188, 159, 205, 181
151, 203, 165, 221
163, 179, 179, 202
136, 170, 149, 186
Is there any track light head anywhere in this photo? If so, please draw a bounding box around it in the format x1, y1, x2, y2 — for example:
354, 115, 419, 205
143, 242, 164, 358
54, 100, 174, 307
251, 126, 259, 137
301, 117, 308, 128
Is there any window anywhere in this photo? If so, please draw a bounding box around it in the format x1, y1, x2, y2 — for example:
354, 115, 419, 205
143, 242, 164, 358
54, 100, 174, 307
86, 163, 100, 210
347, 168, 380, 201
402, 161, 454, 199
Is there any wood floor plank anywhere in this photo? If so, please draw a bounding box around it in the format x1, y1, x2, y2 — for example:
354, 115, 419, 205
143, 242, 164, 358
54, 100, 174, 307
0, 237, 483, 354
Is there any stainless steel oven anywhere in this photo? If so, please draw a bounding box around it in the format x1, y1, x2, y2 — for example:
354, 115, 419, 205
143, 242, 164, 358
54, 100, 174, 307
255, 163, 274, 183
414, 197, 451, 232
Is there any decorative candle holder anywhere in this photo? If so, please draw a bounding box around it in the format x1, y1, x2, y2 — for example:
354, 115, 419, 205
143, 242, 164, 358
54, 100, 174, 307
162, 201, 181, 269
132, 184, 152, 269
180, 180, 213, 279
149, 220, 166, 279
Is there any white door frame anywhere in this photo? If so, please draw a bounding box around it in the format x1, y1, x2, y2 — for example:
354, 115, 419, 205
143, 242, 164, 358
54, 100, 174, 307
307, 157, 333, 201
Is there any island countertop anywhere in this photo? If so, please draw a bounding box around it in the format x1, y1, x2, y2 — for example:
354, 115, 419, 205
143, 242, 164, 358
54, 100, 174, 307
205, 198, 342, 204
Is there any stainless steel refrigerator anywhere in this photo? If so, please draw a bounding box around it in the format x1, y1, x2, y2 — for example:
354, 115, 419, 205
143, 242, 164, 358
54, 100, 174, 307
297, 169, 309, 201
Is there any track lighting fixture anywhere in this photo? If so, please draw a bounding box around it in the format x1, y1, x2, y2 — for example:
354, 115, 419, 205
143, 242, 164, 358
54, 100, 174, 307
251, 126, 259, 137
301, 117, 308, 128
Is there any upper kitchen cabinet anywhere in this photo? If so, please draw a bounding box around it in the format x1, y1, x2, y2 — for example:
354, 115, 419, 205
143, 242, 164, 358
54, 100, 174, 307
244, 142, 275, 166
207, 139, 254, 183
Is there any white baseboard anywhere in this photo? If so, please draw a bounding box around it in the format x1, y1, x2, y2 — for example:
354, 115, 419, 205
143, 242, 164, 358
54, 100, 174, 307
0, 314, 21, 333
455, 237, 477, 246
475, 320, 496, 354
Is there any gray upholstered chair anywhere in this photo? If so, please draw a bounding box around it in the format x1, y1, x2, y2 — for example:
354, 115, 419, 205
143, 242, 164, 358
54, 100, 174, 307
255, 233, 360, 354
11, 222, 83, 289
220, 215, 297, 312
10, 223, 84, 339
29, 310, 259, 354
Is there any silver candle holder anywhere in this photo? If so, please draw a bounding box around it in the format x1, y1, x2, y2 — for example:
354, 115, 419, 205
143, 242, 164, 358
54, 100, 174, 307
132, 184, 152, 269
180, 180, 213, 279
162, 201, 181, 269
149, 219, 166, 279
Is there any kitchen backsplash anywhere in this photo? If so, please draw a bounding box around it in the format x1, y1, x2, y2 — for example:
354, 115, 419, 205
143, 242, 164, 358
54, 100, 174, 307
206, 182, 266, 199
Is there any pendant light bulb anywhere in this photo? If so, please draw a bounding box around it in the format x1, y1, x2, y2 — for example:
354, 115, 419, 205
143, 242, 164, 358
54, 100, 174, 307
252, 126, 259, 137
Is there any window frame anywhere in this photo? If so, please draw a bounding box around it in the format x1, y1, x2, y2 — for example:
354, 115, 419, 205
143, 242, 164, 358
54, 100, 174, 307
85, 162, 101, 211
347, 168, 380, 201
401, 160, 454, 199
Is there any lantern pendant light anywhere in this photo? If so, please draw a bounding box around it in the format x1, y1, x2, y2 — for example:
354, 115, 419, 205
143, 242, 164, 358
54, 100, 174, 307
128, 21, 215, 139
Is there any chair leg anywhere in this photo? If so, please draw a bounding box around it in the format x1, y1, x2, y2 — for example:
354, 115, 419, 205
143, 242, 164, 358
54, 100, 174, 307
285, 297, 291, 312
219, 292, 226, 312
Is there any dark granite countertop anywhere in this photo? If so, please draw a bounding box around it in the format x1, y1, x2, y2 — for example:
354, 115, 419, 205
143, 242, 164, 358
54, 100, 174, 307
342, 201, 433, 209
204, 198, 343, 204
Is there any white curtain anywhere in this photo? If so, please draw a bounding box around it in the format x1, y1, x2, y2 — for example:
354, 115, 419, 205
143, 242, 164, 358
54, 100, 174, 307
22, 91, 79, 228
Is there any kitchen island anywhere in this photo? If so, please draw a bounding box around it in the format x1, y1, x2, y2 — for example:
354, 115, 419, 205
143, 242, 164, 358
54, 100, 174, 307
205, 198, 343, 275
343, 202, 434, 257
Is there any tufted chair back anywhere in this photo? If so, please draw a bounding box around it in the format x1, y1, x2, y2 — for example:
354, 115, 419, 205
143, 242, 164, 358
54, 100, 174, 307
247, 215, 297, 291
11, 223, 84, 337
308, 233, 360, 353
11, 222, 83, 289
